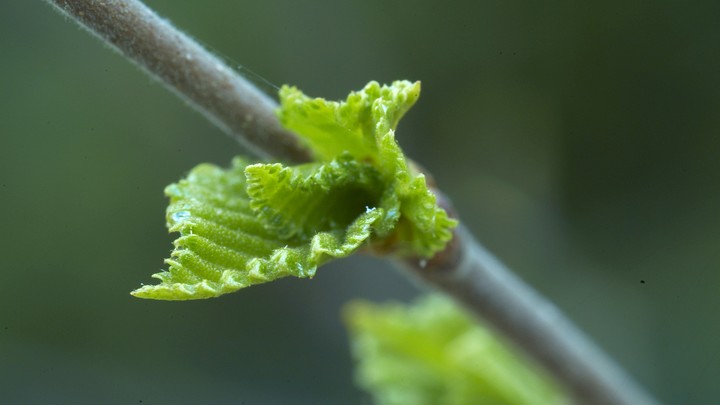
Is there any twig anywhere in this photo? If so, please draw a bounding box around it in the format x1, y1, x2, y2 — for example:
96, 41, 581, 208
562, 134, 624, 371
47, 0, 311, 163
45, 1, 658, 403
400, 224, 657, 405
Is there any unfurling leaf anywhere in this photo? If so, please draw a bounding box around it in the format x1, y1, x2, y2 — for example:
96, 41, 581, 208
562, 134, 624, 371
279, 81, 457, 256
131, 156, 383, 300
133, 81, 457, 300
344, 295, 569, 405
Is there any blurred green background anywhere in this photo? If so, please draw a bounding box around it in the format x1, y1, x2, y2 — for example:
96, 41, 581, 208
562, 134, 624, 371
2, 0, 718, 403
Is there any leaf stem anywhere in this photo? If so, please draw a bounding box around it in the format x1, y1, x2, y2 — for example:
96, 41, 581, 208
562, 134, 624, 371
46, 0, 311, 163
46, 1, 658, 403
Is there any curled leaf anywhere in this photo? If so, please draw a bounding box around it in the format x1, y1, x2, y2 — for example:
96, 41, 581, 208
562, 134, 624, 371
133, 81, 457, 300
279, 81, 457, 256
131, 157, 383, 300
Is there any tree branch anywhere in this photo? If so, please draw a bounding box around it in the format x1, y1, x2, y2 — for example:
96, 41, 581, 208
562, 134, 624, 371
47, 0, 311, 163
400, 224, 657, 405
46, 0, 658, 403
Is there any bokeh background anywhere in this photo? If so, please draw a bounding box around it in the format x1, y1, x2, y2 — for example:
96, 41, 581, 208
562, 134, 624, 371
2, 0, 719, 403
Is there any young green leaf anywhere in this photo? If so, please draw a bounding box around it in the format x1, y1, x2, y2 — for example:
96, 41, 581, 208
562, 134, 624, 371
344, 295, 569, 405
279, 81, 457, 256
278, 80, 420, 164
131, 156, 384, 300
132, 81, 457, 300
245, 153, 383, 240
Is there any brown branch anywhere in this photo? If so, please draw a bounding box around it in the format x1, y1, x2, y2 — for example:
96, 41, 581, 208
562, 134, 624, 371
47, 0, 311, 163
45, 1, 659, 403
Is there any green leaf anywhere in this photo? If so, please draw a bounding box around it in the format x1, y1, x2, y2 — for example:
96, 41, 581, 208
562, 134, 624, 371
279, 80, 457, 257
344, 295, 569, 405
245, 153, 384, 240
278, 80, 420, 164
131, 156, 384, 300
133, 81, 458, 300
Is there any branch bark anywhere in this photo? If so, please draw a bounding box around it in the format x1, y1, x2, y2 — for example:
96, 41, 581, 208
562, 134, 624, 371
47, 0, 311, 163
400, 225, 657, 405
46, 1, 658, 404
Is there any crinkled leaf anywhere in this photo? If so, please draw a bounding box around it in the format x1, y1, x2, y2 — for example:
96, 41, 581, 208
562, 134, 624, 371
245, 153, 384, 240
134, 81, 458, 300
279, 81, 457, 256
344, 295, 569, 405
131, 157, 383, 300
278, 80, 420, 163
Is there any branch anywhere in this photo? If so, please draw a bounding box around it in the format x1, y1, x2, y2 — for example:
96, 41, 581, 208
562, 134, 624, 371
46, 1, 658, 403
400, 224, 657, 405
46, 0, 311, 163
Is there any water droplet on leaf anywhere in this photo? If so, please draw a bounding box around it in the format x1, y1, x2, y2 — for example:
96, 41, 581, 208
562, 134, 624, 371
171, 211, 191, 223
